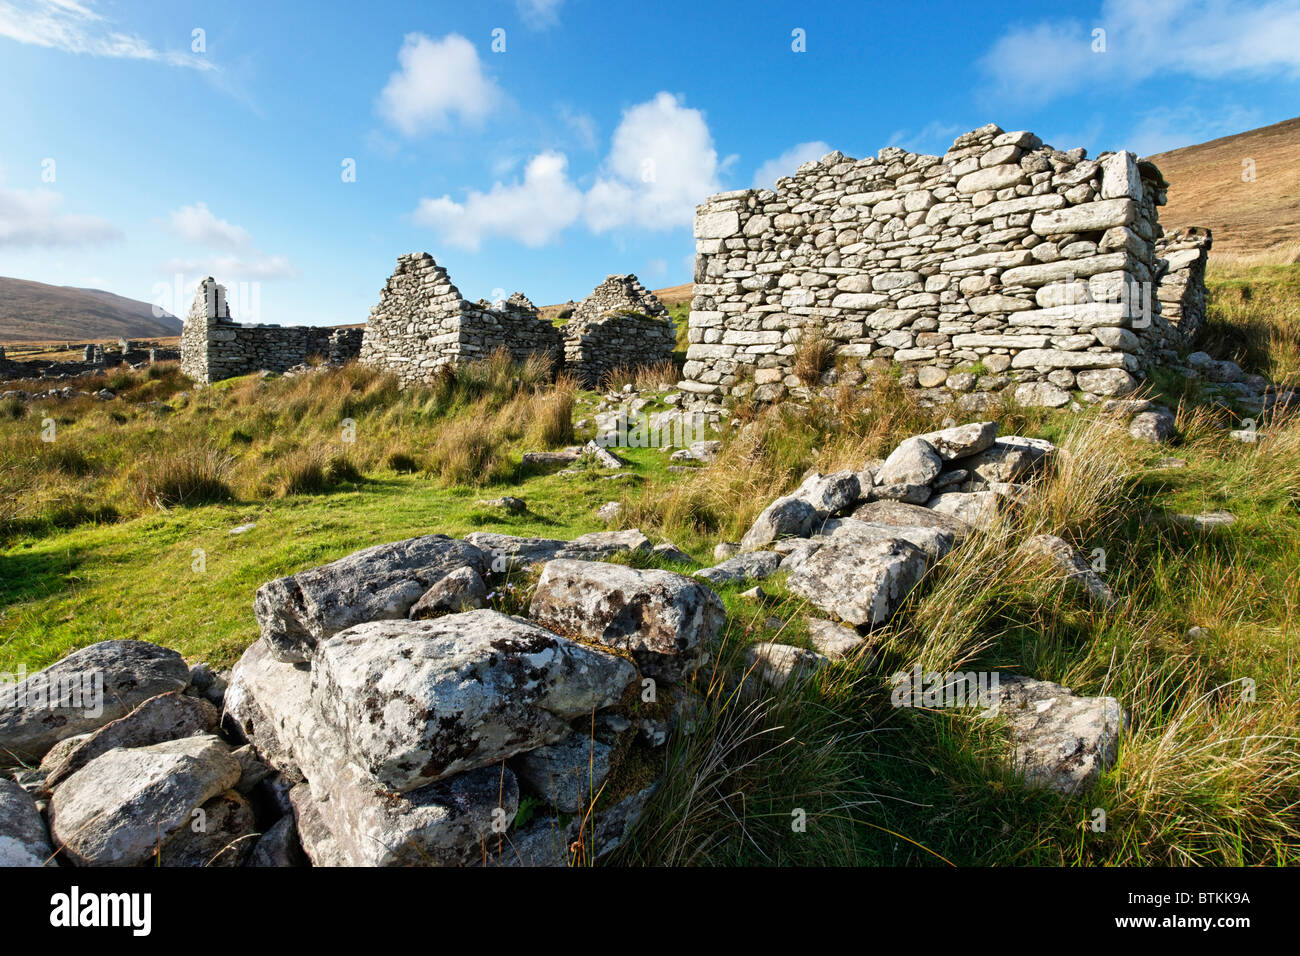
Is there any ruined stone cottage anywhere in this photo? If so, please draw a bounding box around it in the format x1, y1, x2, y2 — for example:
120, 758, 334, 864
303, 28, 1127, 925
678, 123, 1210, 412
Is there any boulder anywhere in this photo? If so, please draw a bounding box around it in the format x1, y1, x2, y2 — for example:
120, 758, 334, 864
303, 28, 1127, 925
0, 778, 53, 867
925, 490, 1012, 530
157, 789, 258, 867
693, 551, 783, 585
1019, 534, 1117, 607
820, 517, 955, 561
48, 735, 241, 867
776, 538, 823, 572
739, 496, 817, 551
806, 619, 869, 659
226, 641, 523, 866
791, 470, 861, 515
248, 813, 306, 867
1129, 408, 1177, 444
651, 541, 693, 564
786, 537, 929, 627
464, 529, 650, 570
981, 676, 1124, 793
511, 729, 617, 813
962, 436, 1055, 484
850, 499, 969, 538
914, 421, 998, 460
408, 566, 488, 619
0, 640, 190, 765
875, 437, 944, 487
744, 643, 828, 689
310, 610, 637, 791
529, 560, 724, 681
253, 534, 489, 663
41, 691, 218, 790
481, 783, 656, 867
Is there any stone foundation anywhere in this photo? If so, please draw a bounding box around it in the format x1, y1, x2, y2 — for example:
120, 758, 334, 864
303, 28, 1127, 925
180, 278, 363, 385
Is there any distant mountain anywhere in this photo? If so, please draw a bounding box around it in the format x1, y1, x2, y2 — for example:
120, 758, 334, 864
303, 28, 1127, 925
1146, 115, 1300, 259
0, 277, 182, 344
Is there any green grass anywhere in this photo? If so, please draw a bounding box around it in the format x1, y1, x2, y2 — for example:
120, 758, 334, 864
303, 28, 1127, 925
3, 270, 1299, 867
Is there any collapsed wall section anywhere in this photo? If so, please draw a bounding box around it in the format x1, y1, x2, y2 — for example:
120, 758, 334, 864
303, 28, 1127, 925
562, 274, 676, 387
181, 278, 361, 385
359, 253, 561, 387
681, 123, 1186, 412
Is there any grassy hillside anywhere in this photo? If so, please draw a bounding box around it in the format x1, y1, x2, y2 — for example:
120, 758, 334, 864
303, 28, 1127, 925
2, 268, 1298, 866
1146, 115, 1300, 262
0, 276, 182, 344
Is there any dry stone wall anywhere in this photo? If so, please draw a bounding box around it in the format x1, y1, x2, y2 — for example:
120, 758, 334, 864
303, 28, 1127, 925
562, 275, 675, 387
1155, 227, 1213, 342
181, 278, 361, 385
680, 123, 1198, 413
359, 253, 562, 387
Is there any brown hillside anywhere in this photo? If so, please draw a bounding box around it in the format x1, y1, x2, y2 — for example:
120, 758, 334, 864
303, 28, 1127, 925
0, 276, 182, 344
1145, 115, 1300, 260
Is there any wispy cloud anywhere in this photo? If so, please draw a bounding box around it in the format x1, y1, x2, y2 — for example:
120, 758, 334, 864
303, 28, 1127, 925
517, 0, 563, 29
1128, 103, 1263, 156
886, 122, 963, 156
0, 169, 120, 247
980, 0, 1300, 105
159, 202, 295, 280
0, 0, 214, 69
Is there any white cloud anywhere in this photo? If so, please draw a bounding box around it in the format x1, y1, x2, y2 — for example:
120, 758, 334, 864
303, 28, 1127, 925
411, 92, 724, 249
377, 32, 501, 136
0, 174, 120, 247
167, 202, 251, 250
980, 0, 1300, 105
518, 0, 563, 29
159, 202, 295, 280
412, 151, 583, 251
0, 0, 213, 69
584, 92, 722, 232
752, 140, 832, 188
160, 254, 298, 281
559, 106, 598, 151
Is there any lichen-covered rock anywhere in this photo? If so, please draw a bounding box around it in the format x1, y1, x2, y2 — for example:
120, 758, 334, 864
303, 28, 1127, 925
806, 619, 869, 659
511, 729, 616, 814
1129, 407, 1177, 444
820, 517, 955, 561
875, 437, 944, 487
915, 421, 998, 460
529, 559, 724, 682
786, 537, 929, 628
694, 550, 783, 585
40, 691, 219, 791
926, 490, 1014, 530
962, 436, 1056, 484
744, 643, 828, 688
253, 534, 489, 663
739, 496, 817, 551
226, 640, 522, 867
849, 499, 970, 538
1019, 534, 1117, 607
157, 789, 257, 867
981, 676, 1124, 794
463, 529, 650, 570
408, 565, 488, 619
0, 640, 190, 765
0, 778, 54, 867
48, 735, 241, 867
310, 610, 638, 792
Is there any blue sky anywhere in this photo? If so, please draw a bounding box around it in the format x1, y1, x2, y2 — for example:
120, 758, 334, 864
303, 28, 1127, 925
2, 0, 1298, 327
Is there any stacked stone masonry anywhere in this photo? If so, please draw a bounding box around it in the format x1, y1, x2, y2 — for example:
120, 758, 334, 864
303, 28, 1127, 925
358, 253, 563, 388
181, 278, 362, 385
1154, 227, 1213, 343
562, 274, 676, 387
680, 123, 1208, 412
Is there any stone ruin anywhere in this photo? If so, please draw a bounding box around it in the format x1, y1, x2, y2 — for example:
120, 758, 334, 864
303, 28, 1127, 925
359, 254, 675, 389
679, 123, 1213, 413
562, 274, 676, 387
358, 253, 563, 387
180, 278, 363, 385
